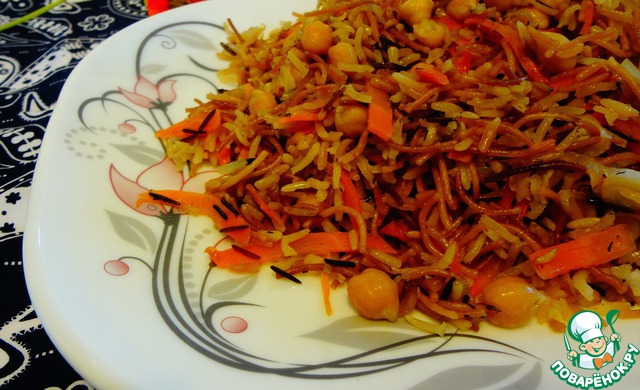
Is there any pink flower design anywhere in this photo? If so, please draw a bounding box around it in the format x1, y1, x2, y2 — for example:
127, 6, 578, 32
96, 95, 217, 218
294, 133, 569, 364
104, 259, 130, 276
220, 316, 248, 334
118, 123, 137, 134
109, 158, 218, 216
119, 75, 176, 109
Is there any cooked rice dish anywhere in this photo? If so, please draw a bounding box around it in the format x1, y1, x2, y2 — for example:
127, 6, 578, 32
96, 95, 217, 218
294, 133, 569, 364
145, 0, 640, 332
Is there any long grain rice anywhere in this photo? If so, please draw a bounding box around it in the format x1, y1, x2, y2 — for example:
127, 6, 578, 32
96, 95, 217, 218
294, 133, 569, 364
157, 0, 640, 331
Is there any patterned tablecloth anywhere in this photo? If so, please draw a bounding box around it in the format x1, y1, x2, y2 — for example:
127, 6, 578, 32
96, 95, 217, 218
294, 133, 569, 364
0, 2, 147, 388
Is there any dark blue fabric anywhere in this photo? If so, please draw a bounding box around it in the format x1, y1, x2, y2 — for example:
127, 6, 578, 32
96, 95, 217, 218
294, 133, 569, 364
0, 2, 145, 388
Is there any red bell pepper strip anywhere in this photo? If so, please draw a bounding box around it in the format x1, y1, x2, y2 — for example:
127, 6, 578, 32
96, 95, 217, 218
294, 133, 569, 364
146, 0, 204, 15
146, 0, 170, 15
453, 51, 472, 74
379, 219, 412, 243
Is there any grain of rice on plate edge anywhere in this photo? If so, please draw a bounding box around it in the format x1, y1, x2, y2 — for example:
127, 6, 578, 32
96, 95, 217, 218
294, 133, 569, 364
139, 0, 640, 333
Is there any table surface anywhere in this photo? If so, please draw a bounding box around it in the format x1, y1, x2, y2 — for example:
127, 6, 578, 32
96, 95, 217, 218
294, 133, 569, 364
0, 2, 148, 388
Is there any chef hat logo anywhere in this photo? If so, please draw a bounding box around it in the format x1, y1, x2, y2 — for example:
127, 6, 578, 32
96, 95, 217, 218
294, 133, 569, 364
569, 310, 604, 344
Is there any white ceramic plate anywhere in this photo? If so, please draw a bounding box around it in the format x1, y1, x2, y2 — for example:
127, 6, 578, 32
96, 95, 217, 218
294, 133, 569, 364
24, 1, 640, 389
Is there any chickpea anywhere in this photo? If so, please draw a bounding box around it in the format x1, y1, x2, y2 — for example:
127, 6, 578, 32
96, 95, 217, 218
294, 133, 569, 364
483, 276, 541, 328
301, 21, 333, 55
413, 19, 447, 48
249, 89, 277, 115
446, 0, 478, 20
529, 29, 582, 75
398, 0, 435, 26
505, 7, 550, 29
328, 42, 359, 66
334, 104, 368, 138
347, 268, 399, 322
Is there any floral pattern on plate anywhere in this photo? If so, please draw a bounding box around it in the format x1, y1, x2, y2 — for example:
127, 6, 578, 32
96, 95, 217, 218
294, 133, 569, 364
28, 2, 640, 389
66, 12, 543, 388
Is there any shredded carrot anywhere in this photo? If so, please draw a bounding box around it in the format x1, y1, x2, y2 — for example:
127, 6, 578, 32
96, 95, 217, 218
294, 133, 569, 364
579, 0, 595, 35
207, 232, 396, 269
516, 199, 529, 220
282, 22, 302, 38
529, 224, 637, 280
321, 272, 332, 316
215, 144, 232, 165
613, 117, 640, 142
548, 68, 582, 92
467, 18, 549, 84
339, 171, 362, 213
155, 110, 221, 139
366, 83, 393, 141
245, 183, 285, 230
414, 64, 450, 86
372, 186, 389, 212
138, 190, 251, 245
434, 14, 462, 31
339, 170, 363, 229
277, 111, 320, 124
238, 145, 251, 160
281, 121, 317, 134
449, 252, 463, 275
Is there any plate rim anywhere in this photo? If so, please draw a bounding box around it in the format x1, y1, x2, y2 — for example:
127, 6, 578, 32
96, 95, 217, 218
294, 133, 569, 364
22, 1, 640, 389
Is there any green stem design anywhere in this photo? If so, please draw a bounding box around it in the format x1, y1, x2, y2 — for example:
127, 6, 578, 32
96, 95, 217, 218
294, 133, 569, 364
0, 0, 68, 33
